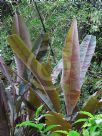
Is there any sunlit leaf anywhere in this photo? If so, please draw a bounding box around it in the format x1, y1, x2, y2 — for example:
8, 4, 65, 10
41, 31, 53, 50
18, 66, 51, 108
79, 111, 94, 118
74, 118, 87, 124
61, 19, 80, 116
35, 105, 44, 118
52, 35, 96, 87
54, 130, 69, 135
69, 130, 80, 136
44, 125, 60, 133
17, 121, 44, 130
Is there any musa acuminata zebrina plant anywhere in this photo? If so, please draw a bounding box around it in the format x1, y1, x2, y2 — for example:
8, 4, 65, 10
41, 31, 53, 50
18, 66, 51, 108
1, 12, 101, 135
51, 22, 96, 116
61, 19, 80, 116
7, 16, 98, 113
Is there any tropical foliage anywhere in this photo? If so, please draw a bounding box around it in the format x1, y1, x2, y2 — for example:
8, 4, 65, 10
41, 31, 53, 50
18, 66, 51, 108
0, 0, 102, 136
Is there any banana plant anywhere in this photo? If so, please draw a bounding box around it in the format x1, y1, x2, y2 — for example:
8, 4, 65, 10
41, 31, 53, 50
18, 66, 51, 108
0, 12, 101, 135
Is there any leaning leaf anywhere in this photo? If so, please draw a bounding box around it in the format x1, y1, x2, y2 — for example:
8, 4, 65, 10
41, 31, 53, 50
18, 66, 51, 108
31, 85, 54, 111
7, 34, 60, 112
12, 12, 32, 82
17, 121, 44, 130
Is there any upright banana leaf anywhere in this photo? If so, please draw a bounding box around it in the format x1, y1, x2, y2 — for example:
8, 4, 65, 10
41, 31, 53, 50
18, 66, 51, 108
80, 35, 96, 87
12, 13, 42, 110
12, 12, 32, 82
7, 34, 60, 112
52, 35, 96, 86
12, 13, 32, 48
12, 13, 51, 110
0, 81, 10, 136
61, 19, 80, 116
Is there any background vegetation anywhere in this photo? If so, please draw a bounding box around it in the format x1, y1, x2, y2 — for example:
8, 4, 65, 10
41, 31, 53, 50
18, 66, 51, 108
0, 0, 102, 109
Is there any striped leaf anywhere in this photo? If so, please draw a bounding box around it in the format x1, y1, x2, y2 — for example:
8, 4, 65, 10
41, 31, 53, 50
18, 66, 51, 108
7, 34, 60, 112
80, 35, 96, 87
61, 19, 80, 116
12, 12, 32, 82
52, 35, 96, 87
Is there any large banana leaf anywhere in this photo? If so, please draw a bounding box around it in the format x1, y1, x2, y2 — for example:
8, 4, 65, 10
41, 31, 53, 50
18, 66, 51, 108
46, 112, 71, 131
12, 12, 32, 82
7, 34, 60, 112
80, 35, 96, 87
12, 13, 32, 49
0, 81, 10, 136
0, 57, 52, 117
52, 35, 96, 86
12, 13, 51, 110
61, 19, 80, 116
12, 13, 49, 110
